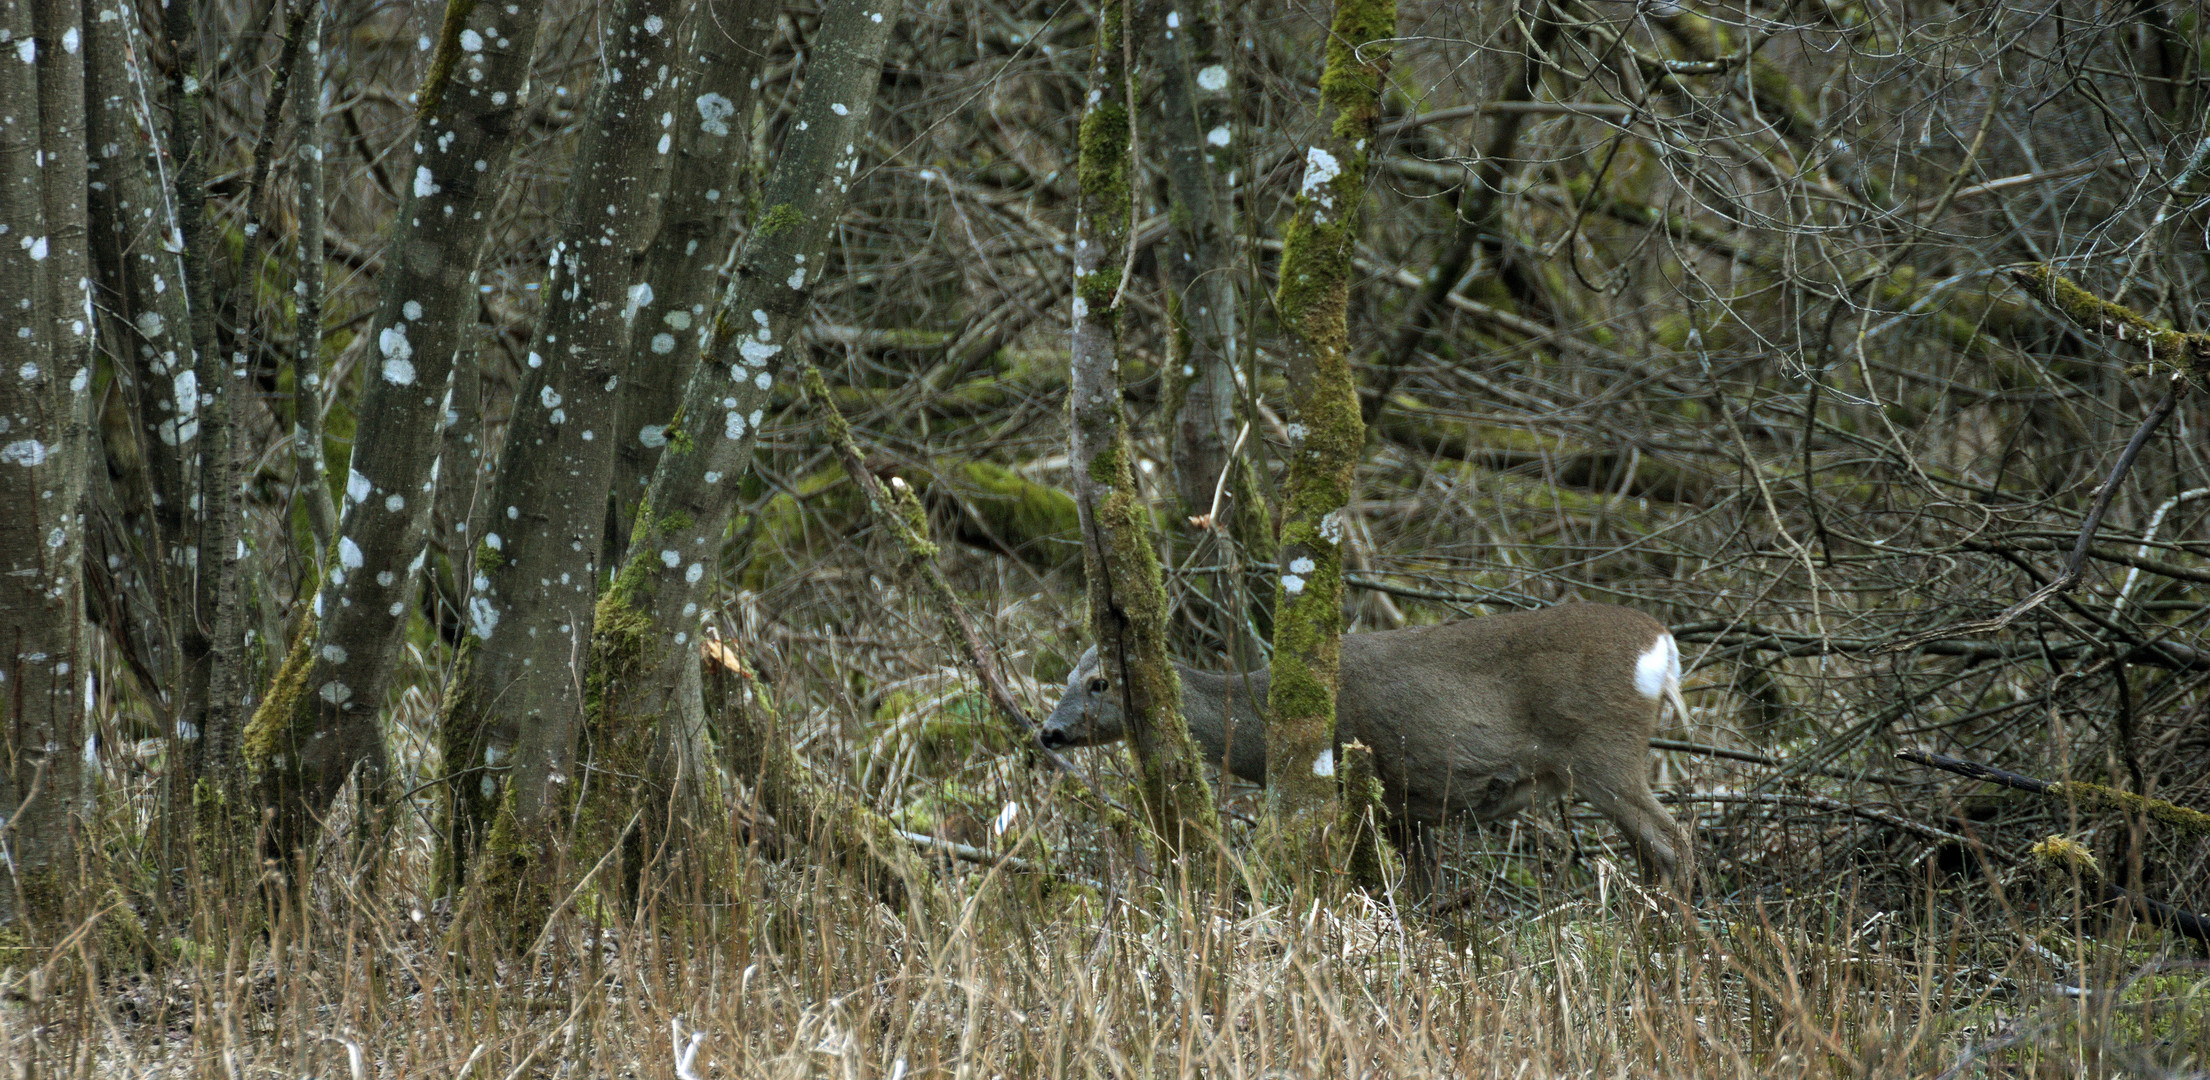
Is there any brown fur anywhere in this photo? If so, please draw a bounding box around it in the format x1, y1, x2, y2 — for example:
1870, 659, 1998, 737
1043, 603, 1691, 897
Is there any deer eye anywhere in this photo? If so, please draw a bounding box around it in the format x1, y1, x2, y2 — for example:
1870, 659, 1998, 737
1087, 677, 1108, 693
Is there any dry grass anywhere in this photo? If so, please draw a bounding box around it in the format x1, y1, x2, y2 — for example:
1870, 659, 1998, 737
11, 711, 2208, 1078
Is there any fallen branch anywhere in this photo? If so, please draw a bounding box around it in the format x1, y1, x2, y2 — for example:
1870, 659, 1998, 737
1900, 749, 2210, 943
1659, 791, 1979, 846
1895, 749, 2210, 837
894, 829, 1102, 892
1649, 739, 1917, 786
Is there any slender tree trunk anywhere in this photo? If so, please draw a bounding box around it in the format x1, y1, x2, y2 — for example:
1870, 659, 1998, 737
449, 0, 688, 930
187, 132, 248, 859
85, 0, 201, 881
165, 0, 224, 798
585, 0, 911, 911
1263, 0, 1391, 876
85, 0, 193, 717
291, 0, 334, 553
609, 0, 778, 556
1067, 0, 1221, 871
1155, 0, 1272, 663
242, 0, 548, 863
0, 0, 94, 934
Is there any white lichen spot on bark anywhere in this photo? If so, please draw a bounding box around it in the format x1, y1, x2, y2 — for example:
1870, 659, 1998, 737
379, 324, 416, 384
2, 439, 48, 466
696, 92, 735, 135
469, 596, 499, 639
1300, 147, 1341, 196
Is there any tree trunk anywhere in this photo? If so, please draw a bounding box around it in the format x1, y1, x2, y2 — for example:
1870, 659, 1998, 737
1154, 0, 1272, 664
0, 0, 94, 934
165, 0, 231, 806
242, 0, 548, 863
585, 0, 911, 913
444, 0, 688, 926
84, 0, 193, 725
1263, 0, 1391, 876
291, 0, 335, 553
1067, 0, 1221, 871
608, 0, 779, 558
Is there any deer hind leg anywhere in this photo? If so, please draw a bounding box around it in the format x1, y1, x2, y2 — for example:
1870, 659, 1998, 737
1576, 781, 1689, 895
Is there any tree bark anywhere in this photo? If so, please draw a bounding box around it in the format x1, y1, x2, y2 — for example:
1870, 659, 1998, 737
1067, 0, 1221, 870
291, 0, 334, 553
1155, 0, 1272, 662
583, 0, 909, 913
165, 0, 233, 803
1263, 0, 1391, 874
444, 0, 688, 921
242, 0, 548, 862
609, 0, 778, 556
0, 0, 94, 934
84, 0, 193, 720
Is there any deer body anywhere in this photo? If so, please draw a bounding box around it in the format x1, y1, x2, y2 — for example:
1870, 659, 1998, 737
1041, 603, 1690, 893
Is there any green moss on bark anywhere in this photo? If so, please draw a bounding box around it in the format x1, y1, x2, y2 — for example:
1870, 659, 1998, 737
414, 0, 482, 120
241, 622, 316, 789
1263, 0, 1392, 882
2048, 779, 2210, 837
2014, 264, 2210, 379
756, 201, 805, 239
468, 586, 664, 950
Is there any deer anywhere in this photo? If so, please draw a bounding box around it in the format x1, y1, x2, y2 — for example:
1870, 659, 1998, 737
1039, 603, 1691, 900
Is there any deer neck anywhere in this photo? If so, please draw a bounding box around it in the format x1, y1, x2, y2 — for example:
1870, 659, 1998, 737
1172, 662, 1271, 786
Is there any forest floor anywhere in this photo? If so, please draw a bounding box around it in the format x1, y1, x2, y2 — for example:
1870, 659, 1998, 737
8, 778, 2207, 1079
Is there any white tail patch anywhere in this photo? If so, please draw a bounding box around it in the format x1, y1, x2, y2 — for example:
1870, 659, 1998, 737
1312, 747, 1334, 777
1635, 634, 1680, 700
1636, 633, 1692, 725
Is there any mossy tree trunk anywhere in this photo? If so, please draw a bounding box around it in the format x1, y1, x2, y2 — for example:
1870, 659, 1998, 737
1068, 0, 1221, 873
1155, 0, 1273, 663
609, 0, 779, 560
440, 0, 686, 923
524, 0, 912, 932
243, 0, 548, 865
1262, 0, 1392, 877
0, 0, 94, 935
